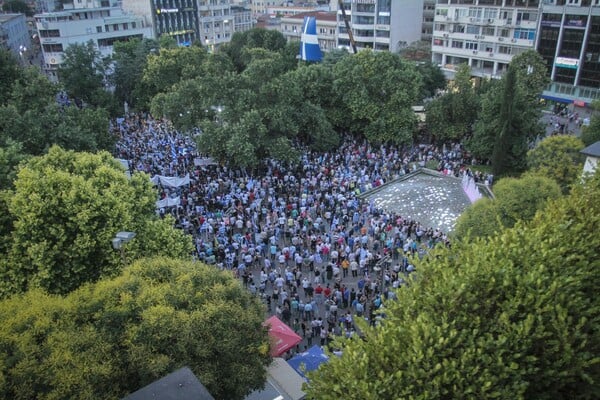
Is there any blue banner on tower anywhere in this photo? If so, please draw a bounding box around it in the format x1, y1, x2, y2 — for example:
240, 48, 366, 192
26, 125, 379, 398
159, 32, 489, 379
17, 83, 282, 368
299, 16, 322, 62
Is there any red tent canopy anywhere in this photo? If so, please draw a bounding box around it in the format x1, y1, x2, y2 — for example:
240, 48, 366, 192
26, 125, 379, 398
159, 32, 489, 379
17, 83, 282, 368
263, 315, 302, 357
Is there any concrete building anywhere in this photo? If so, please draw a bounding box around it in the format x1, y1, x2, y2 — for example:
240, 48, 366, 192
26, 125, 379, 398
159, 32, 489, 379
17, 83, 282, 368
431, 0, 540, 79
536, 1, 600, 105
34, 0, 153, 80
121, 0, 200, 45
422, 0, 435, 41
335, 0, 424, 53
232, 5, 253, 34
198, 0, 235, 50
0, 13, 32, 61
281, 10, 337, 51
251, 0, 286, 17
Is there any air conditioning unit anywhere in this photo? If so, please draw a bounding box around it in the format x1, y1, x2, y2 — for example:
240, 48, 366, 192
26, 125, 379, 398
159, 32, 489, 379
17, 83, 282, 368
443, 33, 449, 37
498, 37, 504, 41
488, 19, 494, 23
511, 38, 517, 42
473, 50, 478, 54
489, 52, 494, 57
470, 17, 475, 22
446, 17, 452, 21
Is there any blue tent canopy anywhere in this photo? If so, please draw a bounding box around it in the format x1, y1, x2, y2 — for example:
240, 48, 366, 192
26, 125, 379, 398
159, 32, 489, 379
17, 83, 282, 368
287, 345, 329, 380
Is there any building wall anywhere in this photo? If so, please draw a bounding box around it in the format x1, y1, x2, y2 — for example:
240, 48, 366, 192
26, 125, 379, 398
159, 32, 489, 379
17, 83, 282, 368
35, 6, 153, 80
122, 0, 200, 45
537, 2, 600, 103
336, 0, 423, 53
281, 12, 337, 51
198, 0, 234, 49
0, 14, 32, 60
431, 0, 539, 79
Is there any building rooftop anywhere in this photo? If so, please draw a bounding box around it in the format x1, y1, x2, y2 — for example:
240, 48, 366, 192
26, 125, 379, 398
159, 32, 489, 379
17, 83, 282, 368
123, 367, 215, 400
581, 141, 600, 158
281, 10, 337, 22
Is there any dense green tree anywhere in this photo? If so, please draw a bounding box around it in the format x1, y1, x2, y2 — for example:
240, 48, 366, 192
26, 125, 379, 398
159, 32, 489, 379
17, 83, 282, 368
137, 46, 207, 109
306, 170, 600, 400
0, 49, 22, 105
0, 67, 112, 156
0, 257, 270, 400
111, 38, 159, 110
527, 135, 584, 193
0, 140, 27, 190
58, 41, 109, 107
581, 100, 600, 146
426, 64, 478, 143
221, 28, 287, 72
1, 0, 32, 16
452, 197, 502, 239
491, 66, 527, 175
0, 146, 193, 296
332, 50, 422, 144
453, 174, 561, 240
469, 55, 546, 165
415, 62, 447, 99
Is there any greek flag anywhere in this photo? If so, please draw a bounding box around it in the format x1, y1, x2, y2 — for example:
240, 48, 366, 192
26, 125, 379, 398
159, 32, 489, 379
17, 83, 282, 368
299, 16, 322, 62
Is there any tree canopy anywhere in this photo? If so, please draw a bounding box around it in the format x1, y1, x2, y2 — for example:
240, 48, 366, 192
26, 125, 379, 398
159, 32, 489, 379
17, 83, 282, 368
0, 146, 193, 297
527, 135, 584, 193
306, 170, 600, 399
453, 173, 561, 240
0, 257, 270, 400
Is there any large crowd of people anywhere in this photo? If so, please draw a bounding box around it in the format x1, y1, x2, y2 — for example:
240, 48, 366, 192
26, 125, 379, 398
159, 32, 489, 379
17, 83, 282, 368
113, 114, 484, 356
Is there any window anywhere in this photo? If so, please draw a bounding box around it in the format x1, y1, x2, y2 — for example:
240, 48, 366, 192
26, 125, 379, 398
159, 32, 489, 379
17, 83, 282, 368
499, 28, 510, 37
498, 45, 511, 54
42, 43, 63, 52
436, 8, 448, 16
123, 23, 128, 30
466, 25, 480, 34
39, 29, 60, 37
132, 22, 136, 29
482, 26, 495, 35
514, 28, 535, 40
452, 40, 463, 48
465, 41, 478, 50
468, 7, 482, 18
483, 9, 497, 19
453, 24, 465, 33
97, 26, 102, 33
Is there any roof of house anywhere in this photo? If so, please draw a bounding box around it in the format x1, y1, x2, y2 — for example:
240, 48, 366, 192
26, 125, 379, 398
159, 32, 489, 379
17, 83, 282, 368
123, 367, 215, 400
581, 141, 600, 157
281, 11, 337, 22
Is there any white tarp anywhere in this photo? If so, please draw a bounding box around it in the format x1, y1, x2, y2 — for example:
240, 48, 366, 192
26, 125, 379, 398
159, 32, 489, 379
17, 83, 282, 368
194, 157, 218, 167
151, 173, 190, 188
156, 196, 180, 208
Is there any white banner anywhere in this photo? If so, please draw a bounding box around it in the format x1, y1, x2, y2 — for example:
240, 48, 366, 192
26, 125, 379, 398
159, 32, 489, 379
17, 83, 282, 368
156, 196, 180, 208
151, 173, 190, 188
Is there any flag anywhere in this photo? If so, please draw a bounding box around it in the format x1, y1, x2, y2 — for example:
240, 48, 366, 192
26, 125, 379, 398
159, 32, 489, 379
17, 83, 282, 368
299, 16, 322, 62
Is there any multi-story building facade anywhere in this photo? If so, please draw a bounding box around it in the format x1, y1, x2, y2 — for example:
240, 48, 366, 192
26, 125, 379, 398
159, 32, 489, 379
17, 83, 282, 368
536, 0, 600, 104
335, 0, 424, 53
251, 0, 286, 17
431, 0, 540, 79
198, 0, 234, 50
422, 0, 435, 41
122, 0, 199, 45
35, 0, 153, 79
232, 5, 253, 34
281, 10, 337, 51
0, 13, 32, 61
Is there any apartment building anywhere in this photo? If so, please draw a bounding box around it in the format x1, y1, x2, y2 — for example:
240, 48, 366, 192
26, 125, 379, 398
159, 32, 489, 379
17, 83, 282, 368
122, 0, 200, 45
0, 13, 32, 60
431, 0, 540, 79
35, 0, 153, 80
536, 0, 600, 104
336, 0, 423, 53
198, 0, 234, 50
281, 10, 337, 51
232, 5, 253, 34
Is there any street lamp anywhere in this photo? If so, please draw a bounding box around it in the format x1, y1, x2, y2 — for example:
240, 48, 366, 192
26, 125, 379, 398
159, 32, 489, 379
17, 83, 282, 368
112, 231, 136, 265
